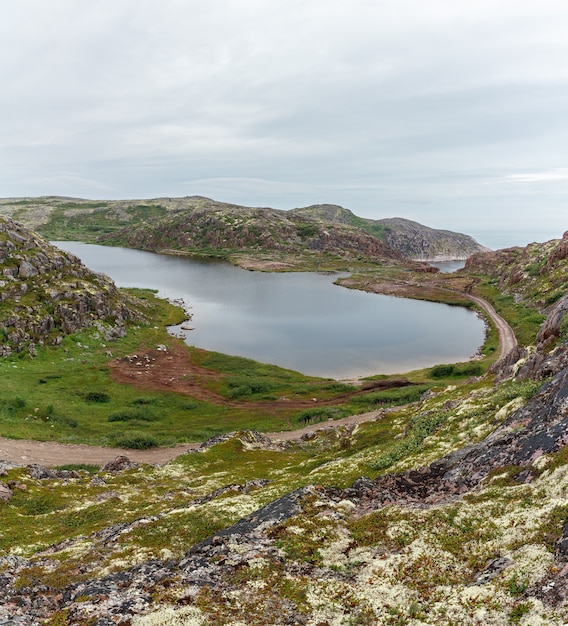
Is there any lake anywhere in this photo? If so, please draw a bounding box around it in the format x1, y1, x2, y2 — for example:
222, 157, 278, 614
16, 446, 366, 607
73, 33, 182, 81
53, 242, 486, 379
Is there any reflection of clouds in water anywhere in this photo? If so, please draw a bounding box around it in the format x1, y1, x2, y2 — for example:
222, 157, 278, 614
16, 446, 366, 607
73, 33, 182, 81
53, 242, 485, 378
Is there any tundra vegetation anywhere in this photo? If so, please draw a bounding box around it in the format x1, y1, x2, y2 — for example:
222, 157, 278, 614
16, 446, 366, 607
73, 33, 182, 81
1, 201, 568, 624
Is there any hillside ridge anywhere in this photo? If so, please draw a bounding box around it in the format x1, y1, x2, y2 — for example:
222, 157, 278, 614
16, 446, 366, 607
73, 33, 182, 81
0, 195, 488, 264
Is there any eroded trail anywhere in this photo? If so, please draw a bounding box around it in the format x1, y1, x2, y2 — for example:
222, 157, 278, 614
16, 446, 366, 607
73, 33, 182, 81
0, 409, 383, 467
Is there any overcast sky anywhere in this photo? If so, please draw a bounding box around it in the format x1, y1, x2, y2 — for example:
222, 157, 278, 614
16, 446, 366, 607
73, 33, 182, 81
1, 1, 567, 243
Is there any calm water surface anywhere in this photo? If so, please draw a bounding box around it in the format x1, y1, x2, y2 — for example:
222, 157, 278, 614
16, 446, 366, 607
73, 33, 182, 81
54, 242, 485, 379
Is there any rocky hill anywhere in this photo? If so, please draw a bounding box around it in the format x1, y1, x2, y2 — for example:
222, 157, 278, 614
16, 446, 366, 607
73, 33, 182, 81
100, 201, 416, 270
0, 216, 144, 356
465, 231, 568, 310
464, 231, 568, 382
0, 196, 488, 265
292, 205, 489, 261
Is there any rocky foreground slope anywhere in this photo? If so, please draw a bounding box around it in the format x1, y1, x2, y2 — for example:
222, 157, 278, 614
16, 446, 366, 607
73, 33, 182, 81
0, 216, 144, 356
2, 228, 568, 624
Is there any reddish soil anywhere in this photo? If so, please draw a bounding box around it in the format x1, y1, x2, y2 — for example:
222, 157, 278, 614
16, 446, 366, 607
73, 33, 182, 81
107, 341, 411, 410
108, 342, 236, 405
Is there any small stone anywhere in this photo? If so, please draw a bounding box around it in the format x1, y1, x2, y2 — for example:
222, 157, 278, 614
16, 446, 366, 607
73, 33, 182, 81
0, 481, 13, 502
101, 456, 139, 473
27, 464, 57, 480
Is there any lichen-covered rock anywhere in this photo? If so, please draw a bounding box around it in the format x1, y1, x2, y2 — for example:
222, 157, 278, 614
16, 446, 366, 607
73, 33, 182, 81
356, 364, 568, 511
101, 455, 139, 473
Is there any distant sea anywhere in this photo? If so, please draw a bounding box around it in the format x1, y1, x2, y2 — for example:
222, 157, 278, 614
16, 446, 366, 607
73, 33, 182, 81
467, 229, 565, 251
431, 229, 566, 273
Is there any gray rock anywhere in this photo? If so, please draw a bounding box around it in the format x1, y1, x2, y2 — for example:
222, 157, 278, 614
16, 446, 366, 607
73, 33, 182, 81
27, 465, 57, 480
101, 456, 139, 473
470, 557, 512, 585
17, 261, 38, 278
0, 482, 12, 502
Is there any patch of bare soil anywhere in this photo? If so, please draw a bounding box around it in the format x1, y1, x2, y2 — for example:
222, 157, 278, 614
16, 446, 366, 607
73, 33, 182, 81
0, 437, 197, 467
232, 255, 299, 271
108, 342, 411, 410
108, 342, 235, 405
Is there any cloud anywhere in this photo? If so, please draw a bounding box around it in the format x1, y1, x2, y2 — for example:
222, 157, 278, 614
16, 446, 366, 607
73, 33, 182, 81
1, 0, 568, 237
501, 169, 568, 184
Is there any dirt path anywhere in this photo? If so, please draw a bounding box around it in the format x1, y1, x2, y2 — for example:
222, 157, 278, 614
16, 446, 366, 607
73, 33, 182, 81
466, 294, 518, 359
0, 409, 383, 468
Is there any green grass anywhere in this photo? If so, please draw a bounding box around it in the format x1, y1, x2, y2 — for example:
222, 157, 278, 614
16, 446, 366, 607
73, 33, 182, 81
36, 203, 169, 243
430, 362, 484, 379
348, 384, 432, 410
476, 282, 546, 346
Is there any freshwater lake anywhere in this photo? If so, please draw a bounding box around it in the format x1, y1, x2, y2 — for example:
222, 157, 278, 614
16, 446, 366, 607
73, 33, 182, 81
53, 242, 486, 379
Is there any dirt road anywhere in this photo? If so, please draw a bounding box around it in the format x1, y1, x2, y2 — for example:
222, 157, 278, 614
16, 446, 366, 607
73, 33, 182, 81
466, 294, 518, 359
0, 409, 383, 468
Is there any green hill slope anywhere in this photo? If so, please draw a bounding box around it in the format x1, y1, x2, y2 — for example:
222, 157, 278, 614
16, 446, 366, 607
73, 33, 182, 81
0, 196, 488, 267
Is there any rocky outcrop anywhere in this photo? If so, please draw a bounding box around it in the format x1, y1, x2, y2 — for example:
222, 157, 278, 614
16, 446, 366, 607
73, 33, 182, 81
464, 231, 568, 310
491, 291, 568, 381
358, 364, 568, 508
376, 217, 489, 261
0, 216, 145, 356
292, 206, 489, 260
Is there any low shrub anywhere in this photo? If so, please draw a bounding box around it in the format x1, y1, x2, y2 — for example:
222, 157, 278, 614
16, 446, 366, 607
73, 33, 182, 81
55, 464, 100, 474
352, 384, 430, 408
107, 409, 158, 423
297, 406, 348, 424
225, 377, 277, 399
52, 414, 79, 428
84, 391, 110, 403
430, 362, 483, 379
8, 397, 27, 410
131, 397, 157, 406
115, 434, 159, 449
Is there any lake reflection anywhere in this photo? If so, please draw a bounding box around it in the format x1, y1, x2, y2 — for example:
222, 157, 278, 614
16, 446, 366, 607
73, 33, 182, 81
53, 242, 486, 379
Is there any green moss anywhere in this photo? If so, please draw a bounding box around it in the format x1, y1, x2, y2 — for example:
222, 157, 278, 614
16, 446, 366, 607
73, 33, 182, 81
530, 504, 568, 551
349, 507, 416, 551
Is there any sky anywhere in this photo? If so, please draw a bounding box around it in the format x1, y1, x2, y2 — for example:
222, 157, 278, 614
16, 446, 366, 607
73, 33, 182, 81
1, 0, 568, 244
